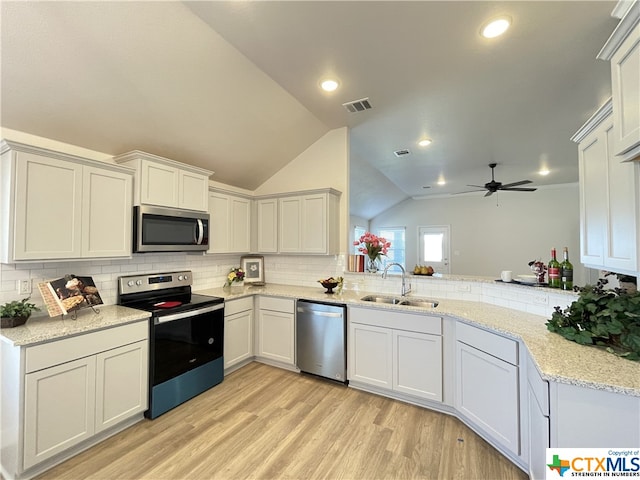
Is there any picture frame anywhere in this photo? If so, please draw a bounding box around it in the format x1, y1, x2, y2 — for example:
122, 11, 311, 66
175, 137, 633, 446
240, 255, 265, 285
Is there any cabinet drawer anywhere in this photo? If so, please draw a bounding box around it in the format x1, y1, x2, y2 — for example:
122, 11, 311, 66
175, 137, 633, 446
225, 296, 254, 316
527, 357, 549, 416
26, 321, 148, 373
349, 306, 441, 335
456, 322, 518, 365
259, 296, 294, 314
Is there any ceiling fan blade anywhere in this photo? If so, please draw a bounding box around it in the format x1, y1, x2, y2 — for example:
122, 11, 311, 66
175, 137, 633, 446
451, 189, 486, 195
500, 187, 537, 192
484, 190, 493, 197
500, 180, 532, 188
466, 184, 486, 188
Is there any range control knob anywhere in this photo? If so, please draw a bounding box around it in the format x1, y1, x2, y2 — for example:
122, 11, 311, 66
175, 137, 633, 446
178, 275, 184, 281
127, 280, 135, 287
183, 274, 189, 281
136, 280, 143, 286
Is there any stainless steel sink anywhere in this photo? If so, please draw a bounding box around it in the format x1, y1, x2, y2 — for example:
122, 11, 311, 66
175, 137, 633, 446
360, 295, 439, 308
360, 295, 406, 305
401, 299, 439, 308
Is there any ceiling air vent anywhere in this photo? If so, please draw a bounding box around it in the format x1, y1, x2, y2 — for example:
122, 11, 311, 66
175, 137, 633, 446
394, 149, 411, 157
342, 97, 372, 113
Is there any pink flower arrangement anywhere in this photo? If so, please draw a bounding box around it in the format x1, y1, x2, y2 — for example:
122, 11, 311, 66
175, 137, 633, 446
353, 232, 391, 261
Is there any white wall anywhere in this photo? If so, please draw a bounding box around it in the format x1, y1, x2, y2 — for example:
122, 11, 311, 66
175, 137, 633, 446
370, 184, 587, 285
255, 127, 349, 253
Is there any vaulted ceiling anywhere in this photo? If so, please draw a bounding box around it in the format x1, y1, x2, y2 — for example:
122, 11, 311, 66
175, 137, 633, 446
1, 1, 617, 219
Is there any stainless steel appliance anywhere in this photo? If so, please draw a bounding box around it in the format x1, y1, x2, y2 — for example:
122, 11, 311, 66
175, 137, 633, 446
296, 300, 347, 383
118, 271, 224, 419
133, 205, 209, 253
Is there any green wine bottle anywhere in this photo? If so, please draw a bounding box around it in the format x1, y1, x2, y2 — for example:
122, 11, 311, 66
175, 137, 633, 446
561, 247, 573, 290
548, 248, 561, 288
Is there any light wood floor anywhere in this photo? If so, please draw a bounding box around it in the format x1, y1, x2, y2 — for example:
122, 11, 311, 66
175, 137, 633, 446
37, 362, 528, 480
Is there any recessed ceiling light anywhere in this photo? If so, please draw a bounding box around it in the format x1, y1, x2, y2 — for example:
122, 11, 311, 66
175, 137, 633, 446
539, 169, 550, 176
418, 139, 432, 147
481, 16, 511, 39
320, 79, 339, 92
437, 177, 446, 186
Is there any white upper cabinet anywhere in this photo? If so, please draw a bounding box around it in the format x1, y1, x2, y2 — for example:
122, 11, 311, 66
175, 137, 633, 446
598, 2, 640, 161
256, 198, 278, 253
114, 151, 212, 212
257, 189, 341, 255
0, 141, 133, 262
572, 99, 640, 274
208, 189, 251, 254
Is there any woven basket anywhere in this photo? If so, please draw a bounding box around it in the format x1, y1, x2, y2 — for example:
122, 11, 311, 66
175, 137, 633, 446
1, 315, 29, 328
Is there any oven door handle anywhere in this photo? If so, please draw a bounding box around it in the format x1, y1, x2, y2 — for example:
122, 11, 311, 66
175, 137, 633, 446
155, 303, 224, 324
194, 219, 204, 245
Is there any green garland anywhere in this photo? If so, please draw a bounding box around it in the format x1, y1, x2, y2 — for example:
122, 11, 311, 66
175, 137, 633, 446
546, 281, 640, 361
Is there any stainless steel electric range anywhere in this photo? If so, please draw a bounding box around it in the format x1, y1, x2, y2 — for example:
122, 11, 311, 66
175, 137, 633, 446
118, 271, 224, 419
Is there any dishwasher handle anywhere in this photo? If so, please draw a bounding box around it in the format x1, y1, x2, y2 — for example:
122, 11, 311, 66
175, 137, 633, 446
296, 306, 343, 318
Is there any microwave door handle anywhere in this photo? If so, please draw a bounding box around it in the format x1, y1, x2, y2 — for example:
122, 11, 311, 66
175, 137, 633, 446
195, 219, 204, 245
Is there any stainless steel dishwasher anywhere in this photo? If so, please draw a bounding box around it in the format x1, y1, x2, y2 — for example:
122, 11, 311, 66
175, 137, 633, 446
296, 300, 347, 383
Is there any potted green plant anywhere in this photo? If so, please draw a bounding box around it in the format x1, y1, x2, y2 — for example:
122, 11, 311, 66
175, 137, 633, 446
0, 297, 40, 328
546, 279, 640, 361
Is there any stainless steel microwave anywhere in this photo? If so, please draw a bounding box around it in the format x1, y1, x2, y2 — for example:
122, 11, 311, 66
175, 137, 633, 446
133, 205, 209, 253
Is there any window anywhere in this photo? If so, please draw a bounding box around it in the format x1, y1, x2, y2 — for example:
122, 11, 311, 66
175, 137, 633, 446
376, 227, 406, 269
353, 225, 367, 254
418, 225, 450, 274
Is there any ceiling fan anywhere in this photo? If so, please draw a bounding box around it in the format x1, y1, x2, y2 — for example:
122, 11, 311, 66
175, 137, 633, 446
459, 163, 537, 197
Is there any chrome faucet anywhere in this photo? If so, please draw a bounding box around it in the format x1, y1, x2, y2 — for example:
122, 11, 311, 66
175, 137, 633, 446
382, 263, 412, 296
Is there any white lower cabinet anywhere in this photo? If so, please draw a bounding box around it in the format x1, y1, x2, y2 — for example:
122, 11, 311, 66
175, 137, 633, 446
1, 320, 148, 478
24, 357, 97, 469
348, 306, 442, 403
455, 322, 520, 457
550, 381, 640, 448
526, 356, 550, 480
224, 297, 254, 370
256, 296, 295, 367
350, 323, 393, 389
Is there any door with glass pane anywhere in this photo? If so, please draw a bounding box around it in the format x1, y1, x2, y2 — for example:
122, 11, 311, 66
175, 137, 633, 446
418, 226, 450, 274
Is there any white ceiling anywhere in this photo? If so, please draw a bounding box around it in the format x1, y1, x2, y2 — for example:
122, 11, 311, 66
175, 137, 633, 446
1, 1, 617, 219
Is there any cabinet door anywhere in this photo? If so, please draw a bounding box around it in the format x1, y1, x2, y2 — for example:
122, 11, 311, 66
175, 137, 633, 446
301, 194, 327, 253
257, 309, 294, 365
24, 357, 96, 469
528, 383, 549, 480
610, 22, 640, 158
14, 152, 83, 260
230, 196, 251, 253
348, 323, 393, 389
279, 197, 301, 253
393, 330, 442, 402
140, 159, 179, 207
257, 199, 278, 253
82, 166, 133, 258
95, 341, 148, 434
604, 126, 638, 272
208, 192, 230, 253
455, 341, 520, 456
578, 123, 608, 267
179, 170, 208, 211
224, 309, 254, 369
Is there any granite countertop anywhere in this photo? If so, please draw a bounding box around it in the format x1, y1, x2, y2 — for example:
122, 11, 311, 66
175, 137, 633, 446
0, 305, 151, 347
199, 283, 640, 397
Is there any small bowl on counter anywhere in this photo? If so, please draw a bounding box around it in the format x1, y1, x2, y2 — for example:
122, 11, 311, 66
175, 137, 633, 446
318, 277, 343, 294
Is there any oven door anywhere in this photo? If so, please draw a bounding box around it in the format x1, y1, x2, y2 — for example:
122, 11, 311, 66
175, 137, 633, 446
134, 205, 209, 253
151, 303, 224, 386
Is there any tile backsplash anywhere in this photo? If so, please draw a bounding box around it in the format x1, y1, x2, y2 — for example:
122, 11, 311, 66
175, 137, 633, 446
1, 254, 574, 320
0, 254, 345, 312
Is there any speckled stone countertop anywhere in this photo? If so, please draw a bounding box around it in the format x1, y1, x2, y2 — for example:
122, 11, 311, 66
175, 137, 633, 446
199, 283, 640, 397
0, 305, 150, 347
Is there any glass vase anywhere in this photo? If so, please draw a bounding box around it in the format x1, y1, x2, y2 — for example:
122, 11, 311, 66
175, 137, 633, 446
367, 257, 379, 273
